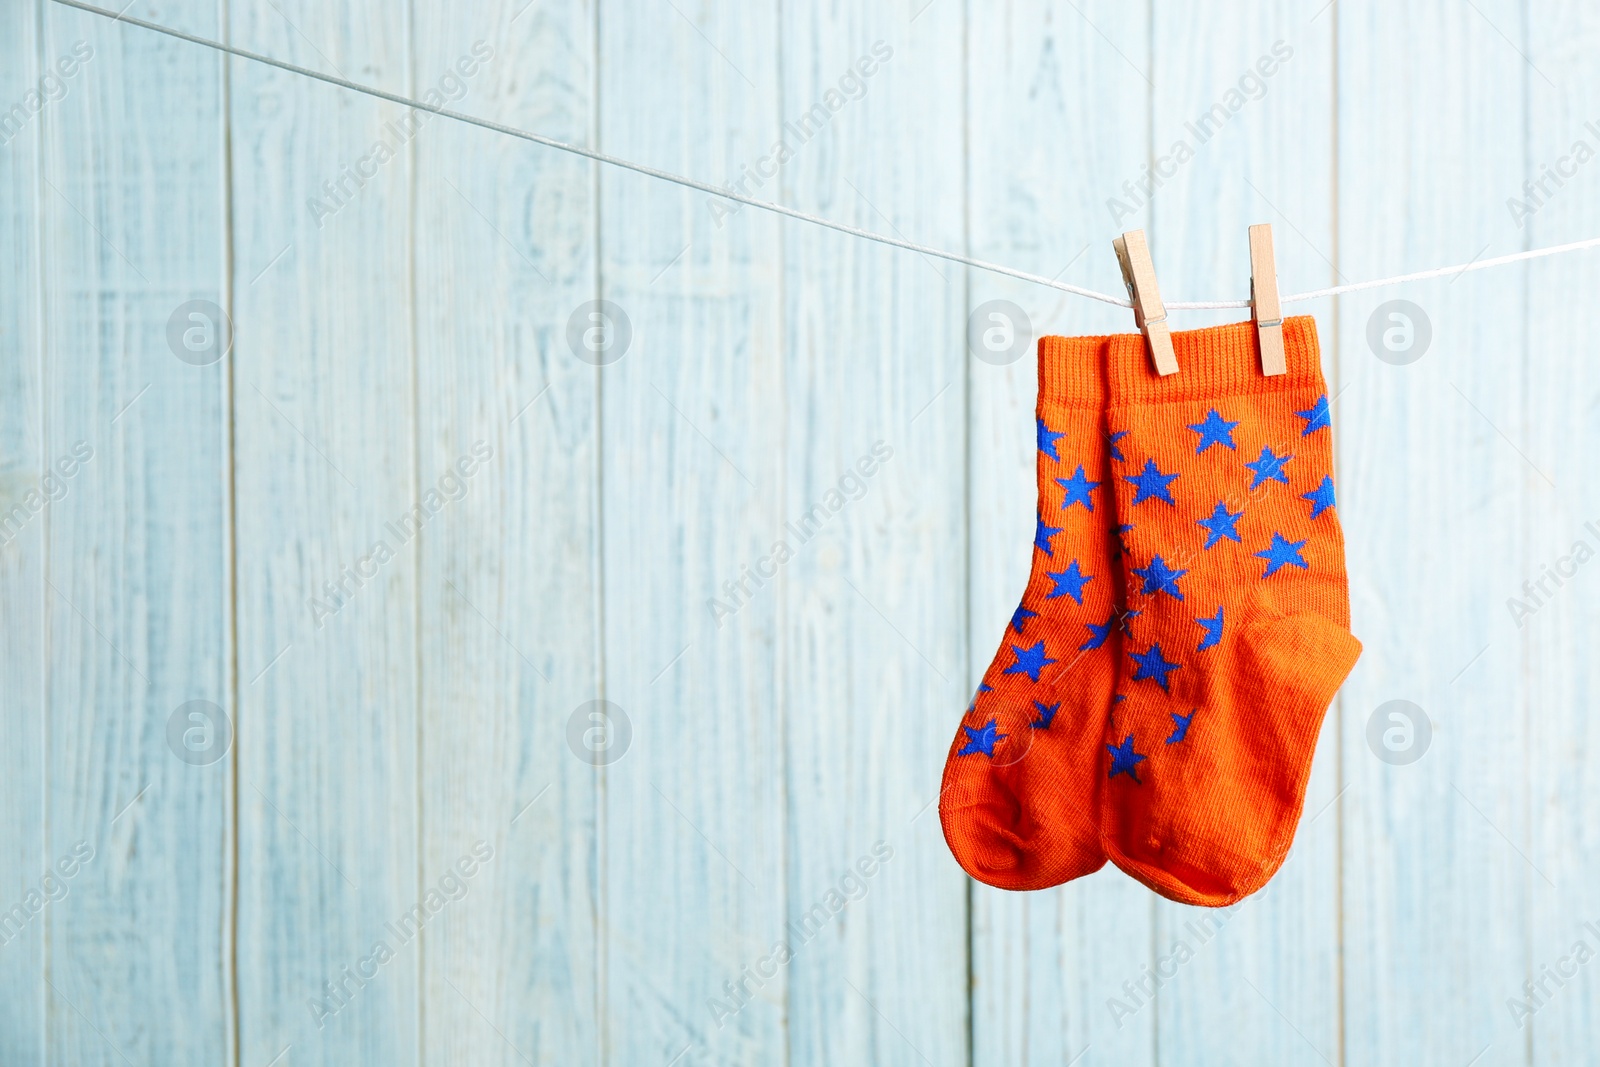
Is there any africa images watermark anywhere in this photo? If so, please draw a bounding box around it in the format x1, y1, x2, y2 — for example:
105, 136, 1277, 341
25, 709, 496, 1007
1506, 917, 1600, 1028
1104, 905, 1240, 1028
1107, 40, 1294, 225
0, 40, 93, 147
707, 40, 894, 228
0, 440, 94, 548
1506, 117, 1600, 228
1505, 516, 1600, 628
307, 441, 493, 628
707, 440, 894, 628
307, 840, 495, 1029
307, 41, 495, 228
706, 840, 894, 1030
0, 841, 95, 948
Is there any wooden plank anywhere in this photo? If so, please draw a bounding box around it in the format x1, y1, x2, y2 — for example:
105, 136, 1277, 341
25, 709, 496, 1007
961, 2, 1158, 1065
1149, 4, 1343, 1064
228, 1, 418, 1063
778, 7, 966, 1066
410, 1, 601, 1063
24, 2, 1600, 1060
1525, 3, 1600, 1062
1337, 0, 1531, 1063
596, 2, 787, 1064
0, 1, 47, 1060
40, 2, 233, 1063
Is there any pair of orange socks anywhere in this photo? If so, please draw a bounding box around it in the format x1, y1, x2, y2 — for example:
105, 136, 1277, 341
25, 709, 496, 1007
939, 316, 1360, 905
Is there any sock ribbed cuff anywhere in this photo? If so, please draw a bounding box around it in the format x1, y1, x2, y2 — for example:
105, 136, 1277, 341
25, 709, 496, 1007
1037, 334, 1111, 408
1105, 316, 1324, 404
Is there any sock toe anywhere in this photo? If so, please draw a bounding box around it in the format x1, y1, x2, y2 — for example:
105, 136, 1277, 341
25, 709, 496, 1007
941, 760, 1105, 890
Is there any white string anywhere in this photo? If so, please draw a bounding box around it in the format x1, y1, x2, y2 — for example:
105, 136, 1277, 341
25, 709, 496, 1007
1289, 237, 1600, 301
52, 0, 1600, 313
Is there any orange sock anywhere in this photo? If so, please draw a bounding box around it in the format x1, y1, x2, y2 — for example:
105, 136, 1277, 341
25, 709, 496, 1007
1098, 317, 1361, 906
940, 337, 1121, 890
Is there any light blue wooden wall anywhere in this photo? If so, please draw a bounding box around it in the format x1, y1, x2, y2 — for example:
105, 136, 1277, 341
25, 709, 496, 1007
2, 0, 1597, 1064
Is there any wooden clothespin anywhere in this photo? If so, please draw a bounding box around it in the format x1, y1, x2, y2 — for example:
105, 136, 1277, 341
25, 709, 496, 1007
1248, 223, 1286, 376
1113, 230, 1178, 376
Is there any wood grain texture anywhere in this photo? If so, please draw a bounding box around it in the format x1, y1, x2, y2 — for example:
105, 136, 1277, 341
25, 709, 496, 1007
596, 2, 787, 1064
1338, 1, 1532, 1064
1526, 2, 1600, 1062
412, 0, 601, 1063
779, 5, 967, 1065
964, 2, 1160, 1066
9, 0, 1600, 1064
229, 1, 418, 1063
39, 1, 234, 1064
0, 2, 47, 1061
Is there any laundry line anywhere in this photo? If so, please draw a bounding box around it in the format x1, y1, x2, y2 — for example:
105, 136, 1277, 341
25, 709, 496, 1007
52, 0, 1600, 312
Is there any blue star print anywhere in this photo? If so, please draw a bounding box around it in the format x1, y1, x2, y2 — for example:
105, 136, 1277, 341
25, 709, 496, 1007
1256, 532, 1309, 577
958, 717, 1006, 757
1034, 514, 1063, 556
1124, 457, 1180, 506
965, 682, 992, 714
1296, 395, 1331, 435
1118, 607, 1141, 636
1196, 501, 1243, 549
1129, 642, 1180, 692
1303, 475, 1336, 519
1003, 640, 1058, 682
1196, 606, 1224, 651
1037, 417, 1065, 461
1106, 735, 1147, 783
1031, 700, 1061, 729
1245, 446, 1293, 489
1132, 554, 1187, 601
1079, 612, 1116, 651
1010, 605, 1037, 634
1045, 560, 1093, 604
1166, 710, 1195, 745
1055, 465, 1102, 512
1107, 430, 1128, 462
1187, 409, 1240, 453
1111, 522, 1134, 560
